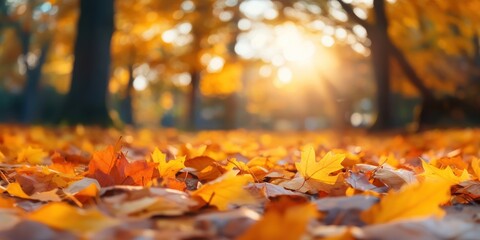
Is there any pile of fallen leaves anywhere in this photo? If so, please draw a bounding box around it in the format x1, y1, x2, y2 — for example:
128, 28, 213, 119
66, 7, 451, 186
1, 125, 480, 239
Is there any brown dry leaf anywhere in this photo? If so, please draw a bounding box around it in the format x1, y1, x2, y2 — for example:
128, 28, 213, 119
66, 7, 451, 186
355, 164, 416, 190
246, 182, 304, 199
185, 156, 225, 181
344, 171, 386, 193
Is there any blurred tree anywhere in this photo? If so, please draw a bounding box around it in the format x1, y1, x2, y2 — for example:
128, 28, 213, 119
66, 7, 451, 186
151, 0, 243, 129
62, 0, 114, 126
112, 0, 180, 125
287, 0, 480, 129
333, 0, 434, 129
388, 0, 480, 127
0, 0, 60, 123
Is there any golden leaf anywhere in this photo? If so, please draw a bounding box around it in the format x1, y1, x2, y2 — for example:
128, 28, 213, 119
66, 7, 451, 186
361, 181, 451, 224
28, 202, 117, 233
17, 146, 48, 165
295, 146, 345, 184
238, 196, 317, 240
471, 157, 480, 180
420, 160, 470, 185
151, 147, 185, 178
191, 171, 254, 210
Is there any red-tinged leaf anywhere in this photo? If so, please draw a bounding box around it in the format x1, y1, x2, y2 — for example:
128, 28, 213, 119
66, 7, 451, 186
124, 160, 155, 186
88, 146, 117, 175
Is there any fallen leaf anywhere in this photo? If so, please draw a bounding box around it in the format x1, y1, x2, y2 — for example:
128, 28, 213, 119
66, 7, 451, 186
361, 181, 451, 224
101, 186, 196, 217
192, 171, 255, 210
185, 156, 224, 181
420, 160, 470, 185
471, 157, 480, 180
151, 147, 185, 178
28, 202, 118, 233
295, 146, 345, 184
238, 196, 317, 240
17, 146, 48, 165
7, 182, 61, 202
355, 164, 416, 190
87, 146, 117, 176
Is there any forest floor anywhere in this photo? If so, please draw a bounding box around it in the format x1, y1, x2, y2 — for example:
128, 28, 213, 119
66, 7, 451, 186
0, 125, 480, 239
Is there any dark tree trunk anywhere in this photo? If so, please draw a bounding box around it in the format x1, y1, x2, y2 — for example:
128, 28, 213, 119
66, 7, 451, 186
21, 42, 50, 123
120, 64, 134, 125
368, 0, 392, 130
62, 0, 114, 126
187, 70, 201, 130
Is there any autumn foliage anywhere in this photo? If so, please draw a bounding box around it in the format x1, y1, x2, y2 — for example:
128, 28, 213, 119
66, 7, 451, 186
1, 125, 480, 238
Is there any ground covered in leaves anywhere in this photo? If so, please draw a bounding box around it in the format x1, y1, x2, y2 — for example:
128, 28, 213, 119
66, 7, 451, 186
1, 125, 480, 239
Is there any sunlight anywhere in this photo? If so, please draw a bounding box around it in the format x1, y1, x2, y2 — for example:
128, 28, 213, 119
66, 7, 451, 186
133, 75, 148, 91
275, 66, 292, 87
207, 56, 225, 73
274, 23, 316, 63
161, 29, 178, 43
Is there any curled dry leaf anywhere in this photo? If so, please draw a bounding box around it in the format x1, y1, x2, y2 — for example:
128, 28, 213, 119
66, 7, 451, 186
355, 164, 416, 190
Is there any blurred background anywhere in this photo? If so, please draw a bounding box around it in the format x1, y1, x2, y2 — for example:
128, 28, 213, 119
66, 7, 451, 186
0, 0, 479, 130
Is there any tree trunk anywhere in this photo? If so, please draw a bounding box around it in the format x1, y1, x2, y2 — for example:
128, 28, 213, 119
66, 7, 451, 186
368, 0, 393, 130
120, 64, 134, 125
21, 42, 50, 123
187, 70, 201, 130
62, 0, 114, 126
368, 31, 392, 129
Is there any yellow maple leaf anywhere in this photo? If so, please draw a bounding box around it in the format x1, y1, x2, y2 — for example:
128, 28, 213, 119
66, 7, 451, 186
238, 196, 317, 240
192, 171, 255, 210
361, 181, 451, 224
295, 146, 345, 184
0, 151, 5, 162
150, 147, 185, 178
420, 160, 470, 185
17, 146, 48, 164
28, 202, 117, 233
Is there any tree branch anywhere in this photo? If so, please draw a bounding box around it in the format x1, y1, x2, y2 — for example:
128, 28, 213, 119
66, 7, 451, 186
388, 39, 435, 102
335, 0, 371, 30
